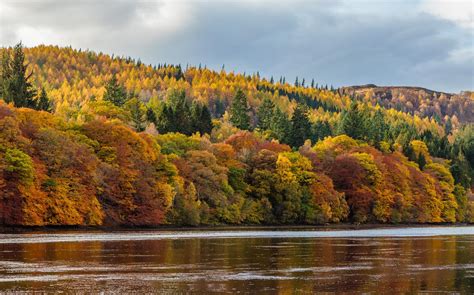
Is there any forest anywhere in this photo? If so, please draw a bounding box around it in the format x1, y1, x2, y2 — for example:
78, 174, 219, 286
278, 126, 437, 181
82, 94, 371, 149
0, 43, 473, 226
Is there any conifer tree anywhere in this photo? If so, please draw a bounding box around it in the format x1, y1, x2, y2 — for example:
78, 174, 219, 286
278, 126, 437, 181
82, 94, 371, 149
257, 98, 275, 130
1, 42, 37, 108
36, 87, 52, 112
229, 89, 251, 130
125, 97, 147, 132
270, 107, 291, 144
104, 75, 127, 106
289, 104, 312, 147
338, 101, 365, 140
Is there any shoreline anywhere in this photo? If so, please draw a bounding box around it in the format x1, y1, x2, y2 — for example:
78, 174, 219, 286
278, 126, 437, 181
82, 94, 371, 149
1, 223, 473, 234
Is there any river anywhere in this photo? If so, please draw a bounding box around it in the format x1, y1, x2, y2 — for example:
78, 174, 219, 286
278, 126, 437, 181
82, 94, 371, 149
1, 226, 473, 293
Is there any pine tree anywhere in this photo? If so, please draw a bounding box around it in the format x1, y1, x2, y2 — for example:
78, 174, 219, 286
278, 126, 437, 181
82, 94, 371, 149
191, 102, 212, 135
270, 107, 291, 144
2, 42, 37, 108
36, 87, 52, 112
338, 101, 365, 140
289, 105, 312, 147
257, 98, 275, 130
103, 75, 127, 106
312, 120, 332, 142
417, 153, 427, 170
229, 89, 251, 130
368, 109, 387, 147
125, 97, 147, 132
146, 107, 157, 124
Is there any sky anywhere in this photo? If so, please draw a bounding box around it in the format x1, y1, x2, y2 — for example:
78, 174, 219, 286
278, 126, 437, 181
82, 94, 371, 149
0, 0, 473, 93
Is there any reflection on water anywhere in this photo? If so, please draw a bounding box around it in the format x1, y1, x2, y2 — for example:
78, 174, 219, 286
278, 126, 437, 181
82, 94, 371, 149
0, 227, 473, 293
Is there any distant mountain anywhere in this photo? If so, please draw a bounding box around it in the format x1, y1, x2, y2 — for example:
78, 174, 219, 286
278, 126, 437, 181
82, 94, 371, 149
340, 85, 473, 124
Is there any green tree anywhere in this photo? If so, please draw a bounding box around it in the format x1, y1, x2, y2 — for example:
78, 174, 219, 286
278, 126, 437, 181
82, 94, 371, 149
125, 97, 147, 132
103, 75, 127, 106
5, 148, 34, 185
191, 102, 213, 135
417, 153, 427, 170
1, 42, 37, 108
36, 87, 52, 112
289, 105, 311, 147
229, 89, 251, 130
270, 107, 291, 144
257, 98, 275, 130
338, 101, 365, 140
368, 109, 388, 147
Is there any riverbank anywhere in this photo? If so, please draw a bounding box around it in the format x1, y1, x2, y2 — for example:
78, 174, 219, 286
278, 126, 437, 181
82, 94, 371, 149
1, 222, 472, 234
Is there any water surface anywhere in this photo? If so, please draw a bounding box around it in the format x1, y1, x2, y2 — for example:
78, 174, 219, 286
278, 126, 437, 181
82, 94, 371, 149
1, 226, 473, 293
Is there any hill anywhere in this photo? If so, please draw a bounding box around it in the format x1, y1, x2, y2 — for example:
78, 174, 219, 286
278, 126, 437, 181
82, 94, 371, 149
340, 85, 473, 124
0, 43, 473, 226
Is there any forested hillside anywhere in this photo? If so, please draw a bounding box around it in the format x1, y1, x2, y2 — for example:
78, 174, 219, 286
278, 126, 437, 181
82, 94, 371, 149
341, 85, 473, 124
0, 43, 473, 226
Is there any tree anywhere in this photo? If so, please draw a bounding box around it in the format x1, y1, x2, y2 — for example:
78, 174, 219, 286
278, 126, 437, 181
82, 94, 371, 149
368, 109, 388, 147
270, 107, 291, 144
338, 101, 365, 140
36, 87, 52, 112
312, 120, 332, 142
103, 75, 127, 106
417, 153, 426, 170
289, 104, 312, 148
146, 107, 157, 124
191, 102, 213, 135
229, 89, 251, 130
257, 98, 275, 130
5, 148, 34, 185
1, 42, 37, 108
125, 97, 147, 132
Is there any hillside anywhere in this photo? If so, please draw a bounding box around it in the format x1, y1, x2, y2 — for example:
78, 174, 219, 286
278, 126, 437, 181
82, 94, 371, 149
340, 85, 473, 124
0, 44, 473, 226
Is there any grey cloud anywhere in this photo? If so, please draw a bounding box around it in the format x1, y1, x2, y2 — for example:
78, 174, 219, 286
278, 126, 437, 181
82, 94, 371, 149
0, 0, 472, 92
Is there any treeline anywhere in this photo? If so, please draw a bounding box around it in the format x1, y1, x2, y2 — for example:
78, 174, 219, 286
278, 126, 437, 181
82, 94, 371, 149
0, 43, 473, 226
0, 103, 472, 226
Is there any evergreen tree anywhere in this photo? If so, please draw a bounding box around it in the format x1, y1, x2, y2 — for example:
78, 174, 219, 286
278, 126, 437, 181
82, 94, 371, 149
338, 101, 365, 140
417, 153, 427, 170
311, 79, 315, 88
312, 120, 332, 142
229, 89, 251, 130
104, 75, 127, 106
257, 98, 275, 130
2, 42, 37, 108
289, 105, 312, 147
146, 107, 157, 124
169, 90, 192, 135
36, 87, 52, 112
368, 109, 387, 147
191, 102, 213, 135
270, 107, 291, 144
125, 97, 147, 132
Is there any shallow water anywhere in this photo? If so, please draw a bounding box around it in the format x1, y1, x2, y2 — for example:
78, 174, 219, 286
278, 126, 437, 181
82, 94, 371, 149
1, 226, 473, 293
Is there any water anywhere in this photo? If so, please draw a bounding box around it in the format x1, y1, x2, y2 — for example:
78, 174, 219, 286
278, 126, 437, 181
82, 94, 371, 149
0, 226, 473, 293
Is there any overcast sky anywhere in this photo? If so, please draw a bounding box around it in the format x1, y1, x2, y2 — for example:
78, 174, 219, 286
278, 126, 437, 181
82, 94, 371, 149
0, 0, 473, 92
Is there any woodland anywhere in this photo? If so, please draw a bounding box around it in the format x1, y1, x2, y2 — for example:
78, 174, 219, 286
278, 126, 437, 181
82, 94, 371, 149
0, 43, 473, 226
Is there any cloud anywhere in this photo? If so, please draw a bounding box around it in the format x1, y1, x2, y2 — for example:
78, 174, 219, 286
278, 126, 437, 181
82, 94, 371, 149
0, 0, 472, 92
420, 0, 474, 29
